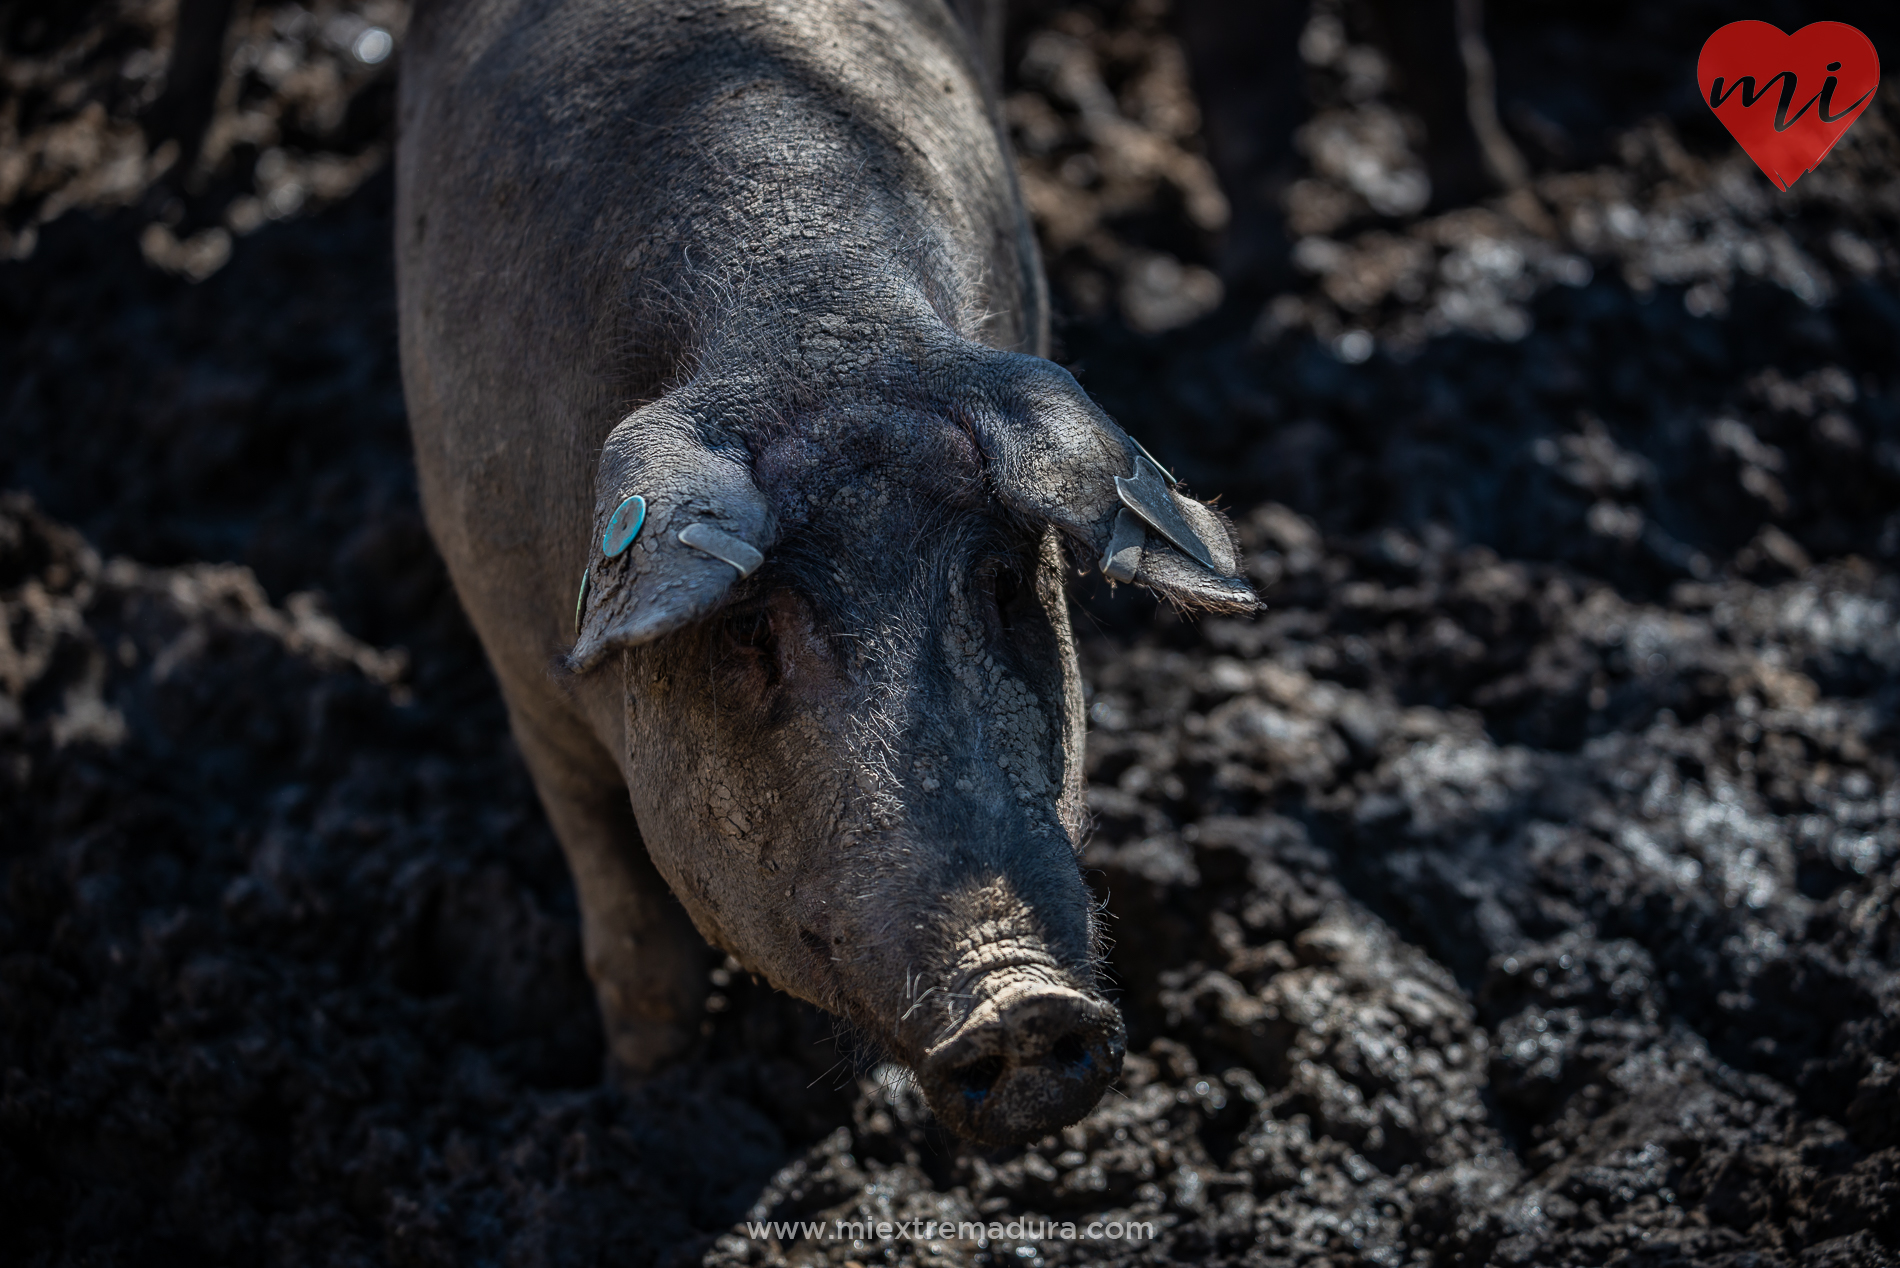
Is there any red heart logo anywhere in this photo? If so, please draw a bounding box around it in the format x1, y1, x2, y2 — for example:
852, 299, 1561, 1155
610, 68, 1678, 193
1698, 21, 1880, 190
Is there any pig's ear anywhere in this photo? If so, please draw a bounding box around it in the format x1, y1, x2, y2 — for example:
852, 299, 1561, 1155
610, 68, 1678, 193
567, 405, 776, 672
970, 352, 1258, 613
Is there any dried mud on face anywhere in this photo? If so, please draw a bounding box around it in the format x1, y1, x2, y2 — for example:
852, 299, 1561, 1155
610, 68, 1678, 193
3, 1, 1899, 1265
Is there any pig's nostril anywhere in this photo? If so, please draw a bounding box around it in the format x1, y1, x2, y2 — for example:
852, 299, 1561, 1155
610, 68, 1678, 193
954, 1055, 1007, 1101
1049, 1032, 1090, 1072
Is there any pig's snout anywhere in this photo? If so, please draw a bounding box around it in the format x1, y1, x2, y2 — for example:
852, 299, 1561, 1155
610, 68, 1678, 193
919, 983, 1125, 1147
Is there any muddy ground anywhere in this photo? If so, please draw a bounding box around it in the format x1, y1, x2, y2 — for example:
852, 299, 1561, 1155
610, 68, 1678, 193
2, 1, 1898, 1264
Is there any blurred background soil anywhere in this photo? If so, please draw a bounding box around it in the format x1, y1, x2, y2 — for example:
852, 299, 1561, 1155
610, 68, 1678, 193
2, 1, 1897, 1264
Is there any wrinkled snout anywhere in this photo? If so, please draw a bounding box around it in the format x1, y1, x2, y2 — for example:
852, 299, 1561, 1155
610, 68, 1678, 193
918, 982, 1125, 1146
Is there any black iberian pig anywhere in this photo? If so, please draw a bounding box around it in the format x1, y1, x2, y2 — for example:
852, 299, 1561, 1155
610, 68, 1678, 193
396, 0, 1255, 1146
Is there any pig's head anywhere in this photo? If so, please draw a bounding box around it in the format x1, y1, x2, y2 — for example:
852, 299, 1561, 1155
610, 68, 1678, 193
569, 346, 1255, 1146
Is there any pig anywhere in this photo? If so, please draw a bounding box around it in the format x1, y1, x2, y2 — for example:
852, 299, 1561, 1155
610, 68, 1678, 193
395, 0, 1256, 1146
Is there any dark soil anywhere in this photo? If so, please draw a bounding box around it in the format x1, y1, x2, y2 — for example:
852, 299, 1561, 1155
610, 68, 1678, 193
2, 1, 1896, 1265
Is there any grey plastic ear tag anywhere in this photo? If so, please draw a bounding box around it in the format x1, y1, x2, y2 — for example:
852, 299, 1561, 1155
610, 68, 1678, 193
1128, 434, 1176, 486
602, 495, 646, 557
678, 523, 764, 577
1100, 508, 1146, 582
1115, 454, 1216, 570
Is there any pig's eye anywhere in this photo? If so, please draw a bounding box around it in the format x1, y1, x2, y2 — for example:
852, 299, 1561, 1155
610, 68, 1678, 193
977, 560, 1026, 633
721, 608, 780, 687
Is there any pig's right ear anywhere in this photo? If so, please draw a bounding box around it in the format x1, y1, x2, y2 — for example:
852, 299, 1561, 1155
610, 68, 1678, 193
566, 406, 776, 673
968, 352, 1259, 614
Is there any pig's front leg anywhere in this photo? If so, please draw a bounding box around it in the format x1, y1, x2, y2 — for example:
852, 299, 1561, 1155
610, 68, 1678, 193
504, 692, 709, 1079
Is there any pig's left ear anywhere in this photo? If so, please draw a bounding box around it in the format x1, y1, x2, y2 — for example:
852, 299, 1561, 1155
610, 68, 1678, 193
567, 403, 776, 672
968, 352, 1258, 614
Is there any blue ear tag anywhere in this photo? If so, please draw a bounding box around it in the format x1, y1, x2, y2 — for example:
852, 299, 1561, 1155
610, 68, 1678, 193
602, 495, 646, 557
